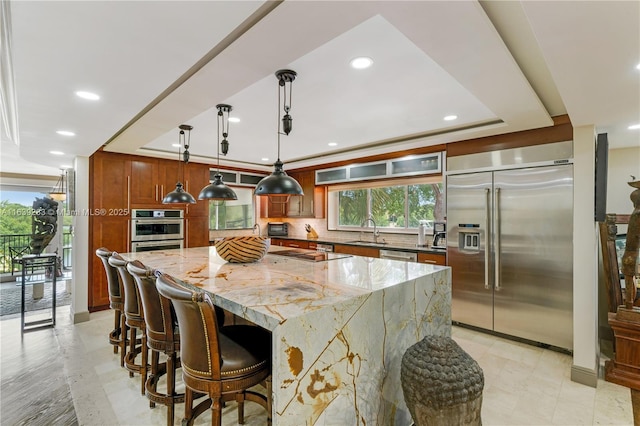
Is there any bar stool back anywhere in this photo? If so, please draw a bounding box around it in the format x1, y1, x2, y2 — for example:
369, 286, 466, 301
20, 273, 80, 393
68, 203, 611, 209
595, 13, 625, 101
127, 260, 184, 426
108, 253, 148, 397
156, 272, 272, 426
95, 247, 126, 367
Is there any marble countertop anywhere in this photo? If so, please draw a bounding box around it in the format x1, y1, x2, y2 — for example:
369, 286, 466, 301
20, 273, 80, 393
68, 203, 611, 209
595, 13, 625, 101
121, 245, 447, 331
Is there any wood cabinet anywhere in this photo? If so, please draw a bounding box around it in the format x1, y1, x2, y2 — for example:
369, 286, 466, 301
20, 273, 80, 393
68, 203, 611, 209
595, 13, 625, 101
417, 252, 446, 266
184, 163, 210, 218
334, 244, 379, 258
271, 238, 309, 249
89, 216, 130, 309
259, 170, 325, 218
185, 217, 210, 248
89, 151, 214, 310
130, 157, 186, 207
91, 151, 131, 210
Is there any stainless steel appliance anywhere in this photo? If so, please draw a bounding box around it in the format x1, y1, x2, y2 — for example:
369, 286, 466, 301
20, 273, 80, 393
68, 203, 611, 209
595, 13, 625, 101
446, 141, 573, 350
432, 222, 446, 249
316, 243, 334, 252
267, 222, 288, 237
379, 249, 417, 262
130, 209, 184, 252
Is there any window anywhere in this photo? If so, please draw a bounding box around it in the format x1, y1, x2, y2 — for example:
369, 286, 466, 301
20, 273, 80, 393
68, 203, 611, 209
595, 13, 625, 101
328, 178, 443, 232
209, 187, 254, 230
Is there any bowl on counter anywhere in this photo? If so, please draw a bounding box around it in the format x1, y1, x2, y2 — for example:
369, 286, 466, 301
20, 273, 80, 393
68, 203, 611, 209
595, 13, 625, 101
213, 236, 271, 263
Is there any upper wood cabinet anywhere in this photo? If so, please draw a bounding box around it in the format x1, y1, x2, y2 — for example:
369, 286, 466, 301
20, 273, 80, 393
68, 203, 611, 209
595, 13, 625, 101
259, 170, 325, 218
183, 163, 210, 218
90, 151, 131, 210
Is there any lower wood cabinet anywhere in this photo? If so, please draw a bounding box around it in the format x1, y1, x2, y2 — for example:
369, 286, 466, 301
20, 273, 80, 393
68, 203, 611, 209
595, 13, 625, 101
271, 239, 309, 249
89, 216, 129, 310
333, 244, 380, 258
417, 252, 446, 266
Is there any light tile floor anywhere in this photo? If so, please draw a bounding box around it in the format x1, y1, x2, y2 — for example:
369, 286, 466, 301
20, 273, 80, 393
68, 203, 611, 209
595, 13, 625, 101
0, 306, 635, 425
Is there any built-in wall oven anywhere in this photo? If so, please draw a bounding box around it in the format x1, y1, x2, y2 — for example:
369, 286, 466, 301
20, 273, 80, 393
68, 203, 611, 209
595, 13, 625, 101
130, 209, 184, 252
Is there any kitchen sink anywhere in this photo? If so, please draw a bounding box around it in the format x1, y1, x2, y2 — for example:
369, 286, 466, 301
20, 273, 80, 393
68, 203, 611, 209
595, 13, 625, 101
345, 240, 388, 247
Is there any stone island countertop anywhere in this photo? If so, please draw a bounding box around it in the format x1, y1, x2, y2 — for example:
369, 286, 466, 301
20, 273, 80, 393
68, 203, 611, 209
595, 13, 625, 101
121, 245, 451, 425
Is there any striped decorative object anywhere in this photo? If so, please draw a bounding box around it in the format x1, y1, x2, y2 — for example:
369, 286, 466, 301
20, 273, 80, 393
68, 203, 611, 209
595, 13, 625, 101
213, 236, 270, 263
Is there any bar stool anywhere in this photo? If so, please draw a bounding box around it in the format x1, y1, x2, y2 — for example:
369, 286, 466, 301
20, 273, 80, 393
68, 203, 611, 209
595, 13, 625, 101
127, 260, 184, 426
156, 272, 272, 426
108, 253, 148, 397
95, 247, 127, 367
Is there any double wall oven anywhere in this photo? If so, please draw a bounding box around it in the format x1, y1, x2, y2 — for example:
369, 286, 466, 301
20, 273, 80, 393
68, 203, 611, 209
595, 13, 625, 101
130, 209, 184, 252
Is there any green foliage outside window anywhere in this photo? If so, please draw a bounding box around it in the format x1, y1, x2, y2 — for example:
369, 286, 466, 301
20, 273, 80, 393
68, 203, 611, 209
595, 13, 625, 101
337, 183, 442, 230
209, 187, 254, 230
0, 201, 33, 235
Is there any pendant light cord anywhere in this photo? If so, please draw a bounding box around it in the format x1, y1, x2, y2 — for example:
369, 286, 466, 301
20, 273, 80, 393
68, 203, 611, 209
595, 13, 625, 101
216, 110, 221, 174
277, 80, 282, 161
177, 130, 184, 184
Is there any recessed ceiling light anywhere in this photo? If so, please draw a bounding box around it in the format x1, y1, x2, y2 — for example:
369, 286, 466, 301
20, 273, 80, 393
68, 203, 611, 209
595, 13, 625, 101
56, 130, 75, 136
61, 165, 73, 169
444, 115, 458, 121
75, 91, 100, 101
172, 143, 181, 148
636, 63, 640, 70
50, 151, 64, 155
261, 157, 270, 162
328, 142, 338, 147
629, 123, 640, 130
228, 117, 240, 123
350, 57, 373, 69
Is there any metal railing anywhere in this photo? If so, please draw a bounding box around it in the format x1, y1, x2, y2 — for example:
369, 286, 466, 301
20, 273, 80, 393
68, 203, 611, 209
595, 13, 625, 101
0, 228, 72, 274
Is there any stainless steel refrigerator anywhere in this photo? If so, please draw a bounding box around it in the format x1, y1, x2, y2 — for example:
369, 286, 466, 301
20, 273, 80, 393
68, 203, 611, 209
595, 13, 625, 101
447, 163, 573, 350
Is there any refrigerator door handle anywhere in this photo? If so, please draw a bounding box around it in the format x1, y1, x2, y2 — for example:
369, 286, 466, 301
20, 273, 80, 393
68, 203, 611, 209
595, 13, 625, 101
494, 187, 501, 291
485, 188, 490, 290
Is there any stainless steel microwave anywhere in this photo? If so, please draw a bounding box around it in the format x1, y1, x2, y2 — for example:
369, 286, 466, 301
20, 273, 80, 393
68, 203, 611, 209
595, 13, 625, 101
267, 222, 288, 237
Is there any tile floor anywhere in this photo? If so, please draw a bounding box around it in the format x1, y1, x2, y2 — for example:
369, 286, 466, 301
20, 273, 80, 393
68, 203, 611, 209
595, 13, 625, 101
0, 305, 634, 425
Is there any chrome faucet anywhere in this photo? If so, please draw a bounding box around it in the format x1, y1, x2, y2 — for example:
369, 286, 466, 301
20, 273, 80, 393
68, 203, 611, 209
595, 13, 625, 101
361, 216, 380, 243
253, 223, 261, 237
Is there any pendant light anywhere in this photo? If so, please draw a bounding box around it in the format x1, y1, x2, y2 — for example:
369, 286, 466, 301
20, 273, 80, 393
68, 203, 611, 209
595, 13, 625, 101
198, 104, 237, 202
254, 69, 303, 202
48, 169, 66, 201
163, 124, 197, 204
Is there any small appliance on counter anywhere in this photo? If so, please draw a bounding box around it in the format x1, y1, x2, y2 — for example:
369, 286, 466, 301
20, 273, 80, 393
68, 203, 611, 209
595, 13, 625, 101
432, 221, 446, 249
267, 222, 289, 237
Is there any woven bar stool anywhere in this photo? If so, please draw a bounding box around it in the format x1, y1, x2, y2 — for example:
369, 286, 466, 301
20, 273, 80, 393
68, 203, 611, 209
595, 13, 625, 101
95, 247, 127, 367
109, 253, 148, 397
127, 260, 184, 426
156, 272, 272, 426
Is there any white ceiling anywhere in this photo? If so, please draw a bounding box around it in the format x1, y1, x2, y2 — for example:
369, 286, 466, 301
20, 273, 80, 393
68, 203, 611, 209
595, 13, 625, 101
2, 0, 638, 178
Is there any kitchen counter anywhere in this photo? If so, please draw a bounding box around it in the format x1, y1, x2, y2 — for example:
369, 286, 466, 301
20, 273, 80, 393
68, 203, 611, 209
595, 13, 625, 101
121, 246, 451, 425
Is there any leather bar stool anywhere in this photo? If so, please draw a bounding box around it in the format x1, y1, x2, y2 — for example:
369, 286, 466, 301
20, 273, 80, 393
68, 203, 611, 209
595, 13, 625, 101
95, 247, 127, 367
155, 272, 272, 426
127, 260, 184, 426
108, 253, 148, 397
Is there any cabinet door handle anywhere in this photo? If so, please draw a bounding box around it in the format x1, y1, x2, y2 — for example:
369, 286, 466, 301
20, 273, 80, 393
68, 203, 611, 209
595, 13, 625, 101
127, 176, 131, 210
155, 184, 159, 201
289, 243, 300, 248
422, 259, 437, 264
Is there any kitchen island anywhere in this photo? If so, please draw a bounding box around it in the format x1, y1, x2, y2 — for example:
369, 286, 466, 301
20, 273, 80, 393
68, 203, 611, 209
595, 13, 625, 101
121, 245, 451, 425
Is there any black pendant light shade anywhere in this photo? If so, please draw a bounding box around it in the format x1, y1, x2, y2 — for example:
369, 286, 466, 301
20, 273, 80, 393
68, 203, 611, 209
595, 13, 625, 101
163, 182, 196, 204
254, 159, 303, 199
198, 104, 237, 201
254, 69, 303, 198
163, 124, 197, 204
198, 174, 238, 200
